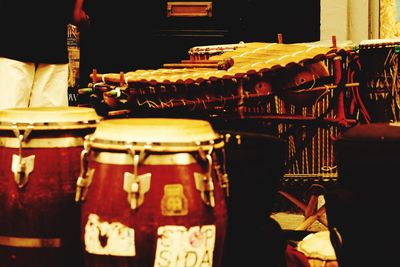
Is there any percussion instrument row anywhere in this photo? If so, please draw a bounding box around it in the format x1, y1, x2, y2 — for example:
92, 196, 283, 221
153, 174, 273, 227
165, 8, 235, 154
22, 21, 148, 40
76, 38, 400, 126
0, 106, 287, 267
3, 38, 400, 267
78, 42, 340, 119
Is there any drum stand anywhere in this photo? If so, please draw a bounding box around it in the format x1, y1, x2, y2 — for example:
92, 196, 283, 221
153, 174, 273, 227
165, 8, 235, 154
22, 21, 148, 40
272, 53, 358, 232
278, 184, 328, 231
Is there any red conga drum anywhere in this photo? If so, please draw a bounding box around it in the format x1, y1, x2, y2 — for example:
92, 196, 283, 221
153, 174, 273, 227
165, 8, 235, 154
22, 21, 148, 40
0, 107, 100, 267
76, 118, 228, 267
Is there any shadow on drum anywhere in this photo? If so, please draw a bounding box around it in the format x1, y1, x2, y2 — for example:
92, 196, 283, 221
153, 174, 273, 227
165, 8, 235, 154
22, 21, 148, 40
213, 126, 288, 267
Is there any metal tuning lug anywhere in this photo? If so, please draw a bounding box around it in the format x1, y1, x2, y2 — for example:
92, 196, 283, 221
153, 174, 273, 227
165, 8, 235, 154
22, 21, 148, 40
12, 154, 35, 188
219, 173, 229, 197
235, 134, 241, 145
11, 124, 34, 188
75, 147, 95, 202
123, 150, 151, 210
123, 172, 151, 210
224, 133, 231, 143
212, 151, 229, 197
194, 154, 215, 207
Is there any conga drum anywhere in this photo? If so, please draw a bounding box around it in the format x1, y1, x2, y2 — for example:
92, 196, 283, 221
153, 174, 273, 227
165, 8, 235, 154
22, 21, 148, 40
76, 118, 228, 267
0, 107, 100, 267
214, 127, 288, 267
325, 122, 400, 267
358, 38, 400, 122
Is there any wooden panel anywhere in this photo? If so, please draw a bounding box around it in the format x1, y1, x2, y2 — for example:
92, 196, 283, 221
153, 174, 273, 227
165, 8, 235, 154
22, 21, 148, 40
167, 2, 212, 17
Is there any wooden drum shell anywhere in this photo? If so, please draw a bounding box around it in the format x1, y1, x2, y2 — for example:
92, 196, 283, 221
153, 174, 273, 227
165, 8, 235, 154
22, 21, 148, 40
0, 107, 100, 267
81, 151, 228, 267
0, 144, 84, 266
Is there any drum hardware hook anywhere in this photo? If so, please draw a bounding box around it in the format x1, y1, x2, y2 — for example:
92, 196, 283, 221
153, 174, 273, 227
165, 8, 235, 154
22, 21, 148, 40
11, 124, 35, 188
75, 146, 95, 202
194, 154, 215, 207
124, 146, 151, 210
235, 134, 241, 145
224, 133, 231, 143
213, 149, 229, 197
196, 140, 214, 161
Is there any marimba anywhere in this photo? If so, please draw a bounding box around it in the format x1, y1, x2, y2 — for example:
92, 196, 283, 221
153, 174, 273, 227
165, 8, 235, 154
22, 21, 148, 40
81, 42, 344, 119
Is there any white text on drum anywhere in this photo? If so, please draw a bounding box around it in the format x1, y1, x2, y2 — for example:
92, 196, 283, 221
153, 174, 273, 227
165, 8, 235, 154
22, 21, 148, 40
154, 225, 216, 267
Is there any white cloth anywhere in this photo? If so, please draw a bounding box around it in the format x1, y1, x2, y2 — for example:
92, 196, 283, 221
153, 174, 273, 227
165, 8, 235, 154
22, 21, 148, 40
0, 57, 69, 109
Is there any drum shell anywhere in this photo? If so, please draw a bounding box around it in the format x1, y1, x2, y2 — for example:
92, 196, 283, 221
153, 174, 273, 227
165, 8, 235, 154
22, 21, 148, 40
215, 129, 287, 267
358, 45, 400, 122
221, 131, 287, 218
326, 122, 400, 267
0, 128, 95, 267
81, 149, 228, 267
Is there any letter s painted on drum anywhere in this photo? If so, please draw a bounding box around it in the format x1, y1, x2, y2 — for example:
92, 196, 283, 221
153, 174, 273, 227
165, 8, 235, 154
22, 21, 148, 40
160, 229, 174, 247
157, 250, 171, 267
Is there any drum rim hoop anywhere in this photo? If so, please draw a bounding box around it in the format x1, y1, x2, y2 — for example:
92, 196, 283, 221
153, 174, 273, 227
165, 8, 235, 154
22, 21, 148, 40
86, 136, 224, 151
0, 120, 100, 130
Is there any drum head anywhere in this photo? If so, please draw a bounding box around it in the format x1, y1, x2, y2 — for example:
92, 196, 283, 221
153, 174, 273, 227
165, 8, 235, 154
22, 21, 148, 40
89, 118, 223, 151
297, 231, 337, 261
359, 38, 400, 48
0, 107, 100, 130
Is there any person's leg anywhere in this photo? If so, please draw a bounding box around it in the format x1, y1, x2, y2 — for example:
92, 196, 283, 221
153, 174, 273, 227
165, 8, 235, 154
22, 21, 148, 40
30, 63, 69, 107
0, 57, 35, 109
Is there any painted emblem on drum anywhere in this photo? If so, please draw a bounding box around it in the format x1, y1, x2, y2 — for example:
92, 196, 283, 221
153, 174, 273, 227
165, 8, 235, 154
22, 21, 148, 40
84, 214, 135, 256
154, 225, 216, 267
161, 184, 188, 216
